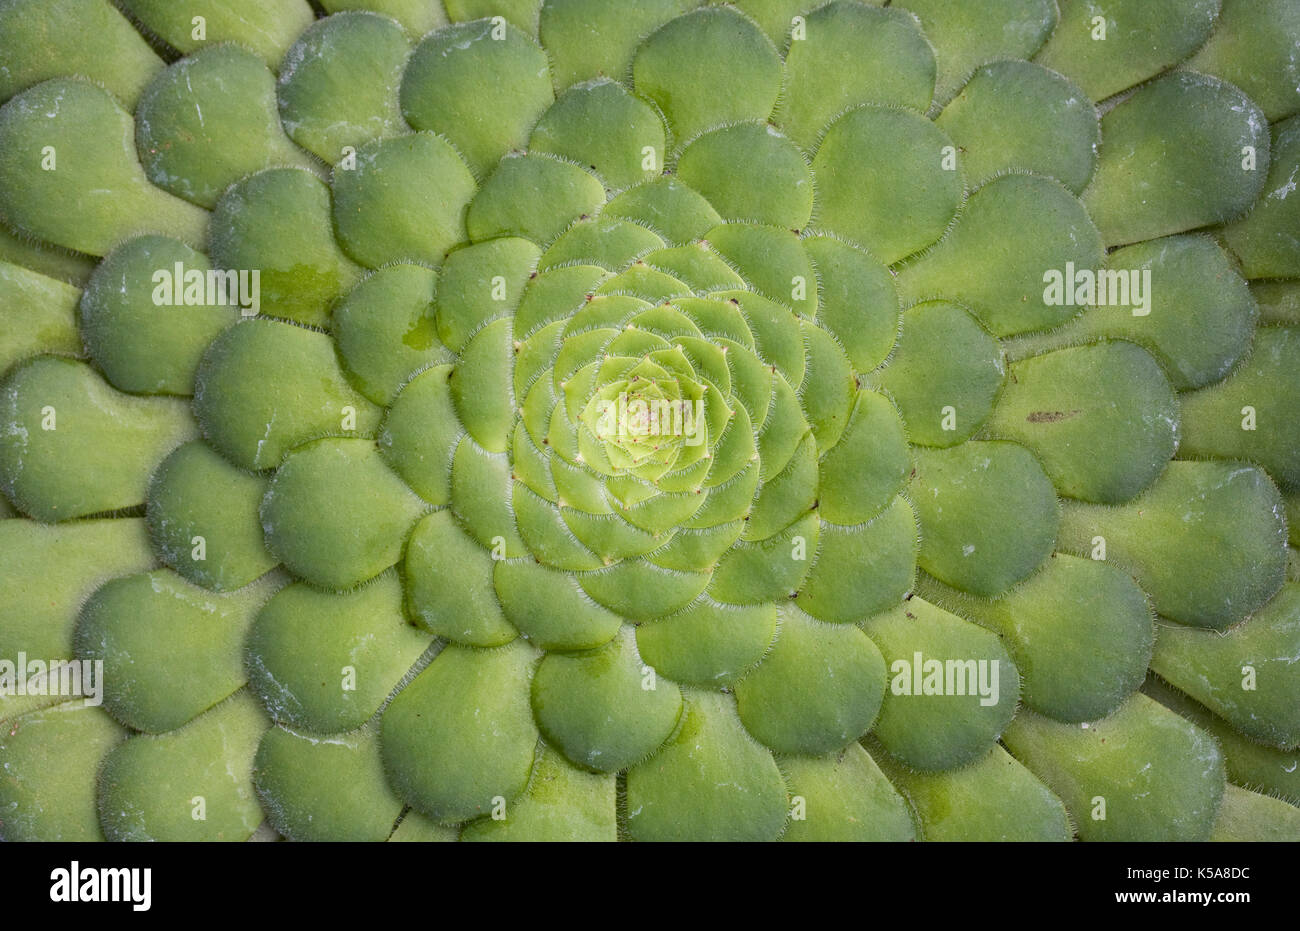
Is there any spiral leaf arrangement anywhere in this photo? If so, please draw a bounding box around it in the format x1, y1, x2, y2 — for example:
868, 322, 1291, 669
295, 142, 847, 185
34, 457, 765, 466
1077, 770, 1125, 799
0, 0, 1298, 842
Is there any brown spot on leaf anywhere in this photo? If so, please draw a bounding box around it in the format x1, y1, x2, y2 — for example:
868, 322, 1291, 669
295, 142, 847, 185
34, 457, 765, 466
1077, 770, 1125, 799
1026, 409, 1082, 423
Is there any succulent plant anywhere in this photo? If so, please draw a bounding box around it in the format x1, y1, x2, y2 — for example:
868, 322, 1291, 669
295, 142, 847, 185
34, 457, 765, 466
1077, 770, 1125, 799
1, 0, 1298, 844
